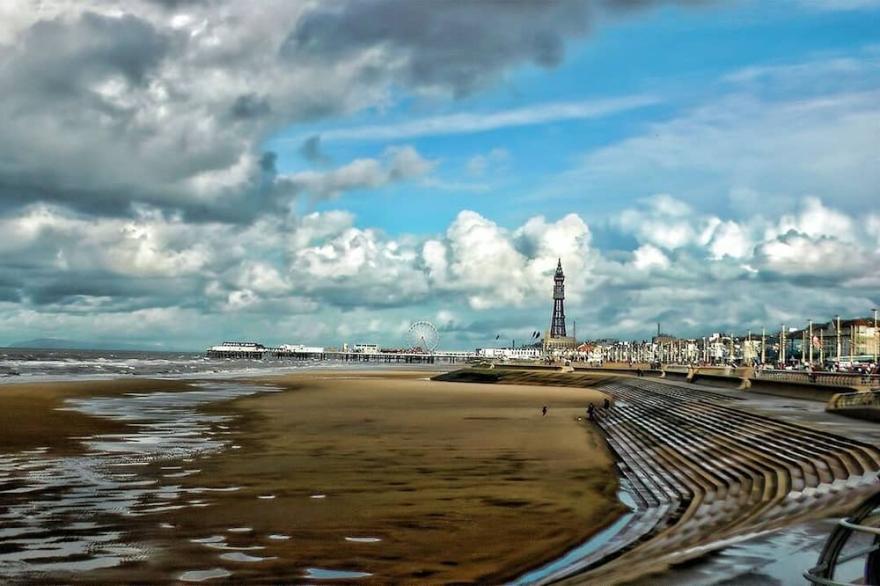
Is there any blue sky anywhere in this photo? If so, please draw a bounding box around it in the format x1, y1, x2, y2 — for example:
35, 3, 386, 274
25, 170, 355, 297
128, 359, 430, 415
269, 1, 879, 233
0, 0, 878, 350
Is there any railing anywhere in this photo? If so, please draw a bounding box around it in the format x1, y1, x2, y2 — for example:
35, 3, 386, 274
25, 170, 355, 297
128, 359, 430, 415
755, 369, 880, 388
829, 389, 880, 410
804, 488, 880, 585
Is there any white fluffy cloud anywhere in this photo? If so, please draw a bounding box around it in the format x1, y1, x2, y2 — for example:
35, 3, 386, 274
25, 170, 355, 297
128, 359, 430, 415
0, 194, 877, 347
422, 211, 593, 310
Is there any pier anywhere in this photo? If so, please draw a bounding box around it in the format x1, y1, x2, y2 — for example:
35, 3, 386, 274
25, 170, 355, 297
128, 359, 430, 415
206, 342, 475, 364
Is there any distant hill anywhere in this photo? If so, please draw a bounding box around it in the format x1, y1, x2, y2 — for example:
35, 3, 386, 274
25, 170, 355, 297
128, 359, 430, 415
7, 338, 173, 352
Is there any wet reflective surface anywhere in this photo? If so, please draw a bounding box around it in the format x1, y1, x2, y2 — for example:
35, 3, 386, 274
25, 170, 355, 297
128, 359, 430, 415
639, 519, 837, 585
0, 382, 279, 580
304, 567, 374, 580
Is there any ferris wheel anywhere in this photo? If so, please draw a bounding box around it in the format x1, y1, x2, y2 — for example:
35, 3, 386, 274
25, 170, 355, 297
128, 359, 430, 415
407, 320, 440, 353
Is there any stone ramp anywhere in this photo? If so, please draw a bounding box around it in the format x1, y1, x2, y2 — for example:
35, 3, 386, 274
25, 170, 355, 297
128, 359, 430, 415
551, 378, 880, 585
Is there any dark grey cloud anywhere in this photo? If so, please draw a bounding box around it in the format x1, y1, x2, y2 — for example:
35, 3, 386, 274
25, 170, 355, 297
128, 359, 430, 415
0, 0, 703, 223
11, 11, 169, 93
230, 93, 272, 120
144, 0, 214, 8
299, 135, 332, 165
283, 0, 706, 97
283, 0, 592, 97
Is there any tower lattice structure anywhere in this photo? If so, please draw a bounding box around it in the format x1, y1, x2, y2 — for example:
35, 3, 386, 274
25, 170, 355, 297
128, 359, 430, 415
550, 258, 567, 338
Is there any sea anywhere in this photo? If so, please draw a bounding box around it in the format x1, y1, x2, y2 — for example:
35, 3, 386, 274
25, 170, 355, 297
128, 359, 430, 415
0, 347, 338, 382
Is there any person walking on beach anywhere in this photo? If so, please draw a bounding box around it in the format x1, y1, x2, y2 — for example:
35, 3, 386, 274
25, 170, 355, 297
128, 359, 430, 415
603, 397, 611, 410
587, 403, 596, 421
542, 405, 548, 416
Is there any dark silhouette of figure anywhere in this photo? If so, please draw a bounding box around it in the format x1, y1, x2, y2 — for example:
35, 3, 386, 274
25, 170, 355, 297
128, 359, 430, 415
587, 403, 596, 421
542, 405, 548, 416
604, 398, 611, 410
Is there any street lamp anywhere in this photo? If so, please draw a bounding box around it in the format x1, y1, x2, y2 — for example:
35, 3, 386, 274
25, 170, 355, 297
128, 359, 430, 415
761, 327, 766, 364
874, 308, 878, 365
808, 319, 814, 366
836, 315, 842, 366
780, 323, 786, 367
747, 329, 751, 365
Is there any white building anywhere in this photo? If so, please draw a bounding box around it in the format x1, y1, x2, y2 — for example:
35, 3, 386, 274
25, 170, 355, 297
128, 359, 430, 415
477, 347, 540, 360
353, 343, 380, 354
280, 344, 325, 354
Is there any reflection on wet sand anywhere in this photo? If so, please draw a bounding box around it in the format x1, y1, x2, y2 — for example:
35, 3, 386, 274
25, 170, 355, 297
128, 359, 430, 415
0, 382, 278, 580
304, 567, 374, 579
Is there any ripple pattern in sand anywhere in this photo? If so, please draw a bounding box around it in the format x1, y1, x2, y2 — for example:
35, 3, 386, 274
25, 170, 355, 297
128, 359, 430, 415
0, 382, 279, 578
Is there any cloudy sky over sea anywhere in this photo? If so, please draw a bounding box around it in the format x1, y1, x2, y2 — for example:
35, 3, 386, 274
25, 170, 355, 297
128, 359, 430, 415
1, 0, 878, 350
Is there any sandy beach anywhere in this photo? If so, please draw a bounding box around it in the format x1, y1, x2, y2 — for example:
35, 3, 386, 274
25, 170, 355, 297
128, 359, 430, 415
0, 369, 623, 584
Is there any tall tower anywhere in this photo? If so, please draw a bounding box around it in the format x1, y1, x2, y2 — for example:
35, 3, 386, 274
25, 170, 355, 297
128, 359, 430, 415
550, 258, 567, 337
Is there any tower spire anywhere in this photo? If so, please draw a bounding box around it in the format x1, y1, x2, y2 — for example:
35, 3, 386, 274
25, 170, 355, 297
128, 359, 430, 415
550, 259, 566, 337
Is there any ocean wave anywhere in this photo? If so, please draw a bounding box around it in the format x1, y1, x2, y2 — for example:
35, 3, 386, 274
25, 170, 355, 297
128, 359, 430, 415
0, 348, 343, 381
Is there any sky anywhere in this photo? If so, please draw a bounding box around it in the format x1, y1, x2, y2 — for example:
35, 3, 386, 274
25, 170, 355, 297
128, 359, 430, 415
0, 0, 878, 351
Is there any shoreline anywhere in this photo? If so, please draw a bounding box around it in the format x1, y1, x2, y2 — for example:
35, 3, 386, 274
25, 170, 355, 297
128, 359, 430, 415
0, 359, 452, 386
0, 369, 624, 583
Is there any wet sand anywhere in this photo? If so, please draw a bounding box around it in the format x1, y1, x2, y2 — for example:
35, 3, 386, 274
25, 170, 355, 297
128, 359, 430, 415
0, 370, 623, 584
0, 378, 198, 454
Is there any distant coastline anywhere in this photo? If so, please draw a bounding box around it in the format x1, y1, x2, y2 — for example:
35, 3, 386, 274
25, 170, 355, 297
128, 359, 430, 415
6, 338, 192, 353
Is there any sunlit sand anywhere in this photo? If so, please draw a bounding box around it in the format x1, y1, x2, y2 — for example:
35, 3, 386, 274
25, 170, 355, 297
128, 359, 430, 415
0, 370, 621, 583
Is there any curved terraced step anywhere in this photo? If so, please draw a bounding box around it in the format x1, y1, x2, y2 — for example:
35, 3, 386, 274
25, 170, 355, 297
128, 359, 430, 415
551, 377, 880, 585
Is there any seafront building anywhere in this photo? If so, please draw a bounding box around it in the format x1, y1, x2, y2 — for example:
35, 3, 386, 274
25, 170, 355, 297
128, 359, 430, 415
476, 347, 541, 360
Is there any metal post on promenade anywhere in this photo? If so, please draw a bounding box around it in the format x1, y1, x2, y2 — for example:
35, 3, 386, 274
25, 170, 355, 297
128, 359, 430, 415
874, 308, 878, 365
836, 315, 842, 366
808, 319, 814, 365
851, 323, 856, 362
780, 324, 786, 366
761, 328, 766, 364
801, 330, 806, 364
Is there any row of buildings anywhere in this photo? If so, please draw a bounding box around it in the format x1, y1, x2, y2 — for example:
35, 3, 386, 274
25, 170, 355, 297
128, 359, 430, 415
562, 316, 879, 367
478, 260, 878, 367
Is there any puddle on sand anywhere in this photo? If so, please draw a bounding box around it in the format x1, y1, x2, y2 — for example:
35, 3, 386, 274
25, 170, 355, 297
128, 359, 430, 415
191, 536, 226, 544
310, 494, 327, 499
220, 552, 277, 563
268, 534, 291, 540
0, 382, 279, 579
305, 567, 373, 579
345, 537, 382, 543
204, 543, 265, 551
179, 568, 233, 582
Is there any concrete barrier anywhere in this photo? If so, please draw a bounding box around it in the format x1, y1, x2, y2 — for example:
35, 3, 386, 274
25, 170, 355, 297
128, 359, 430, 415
663, 369, 689, 381
491, 363, 563, 372
672, 365, 856, 401
826, 390, 880, 422
573, 366, 664, 377
691, 372, 749, 390
745, 378, 856, 401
